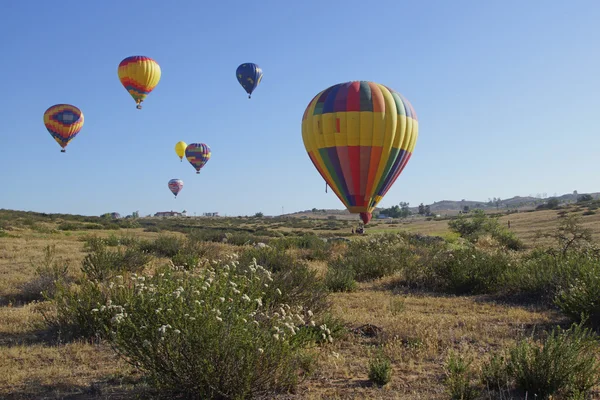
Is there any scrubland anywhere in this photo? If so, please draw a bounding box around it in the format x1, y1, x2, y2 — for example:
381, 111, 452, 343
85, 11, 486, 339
1, 202, 600, 399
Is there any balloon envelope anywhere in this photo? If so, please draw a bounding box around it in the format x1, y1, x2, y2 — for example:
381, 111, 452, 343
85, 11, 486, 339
118, 56, 161, 109
175, 141, 187, 161
168, 179, 184, 197
301, 81, 419, 224
43, 104, 85, 152
185, 143, 211, 174
236, 63, 263, 98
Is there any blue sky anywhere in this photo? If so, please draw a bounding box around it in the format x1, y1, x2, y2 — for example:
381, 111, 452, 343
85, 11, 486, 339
1, 0, 599, 217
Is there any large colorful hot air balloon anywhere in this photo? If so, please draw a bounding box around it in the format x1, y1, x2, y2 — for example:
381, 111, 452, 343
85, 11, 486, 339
43, 104, 85, 153
175, 141, 187, 162
168, 179, 184, 198
118, 56, 161, 109
185, 143, 211, 174
236, 63, 263, 99
301, 81, 419, 225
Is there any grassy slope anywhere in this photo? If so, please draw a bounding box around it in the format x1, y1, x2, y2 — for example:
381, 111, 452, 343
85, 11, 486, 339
0, 206, 598, 399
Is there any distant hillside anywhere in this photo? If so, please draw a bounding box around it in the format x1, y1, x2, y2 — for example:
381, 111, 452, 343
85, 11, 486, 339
287, 191, 600, 217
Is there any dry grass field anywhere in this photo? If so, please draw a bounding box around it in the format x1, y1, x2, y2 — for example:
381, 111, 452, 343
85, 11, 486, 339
0, 204, 599, 399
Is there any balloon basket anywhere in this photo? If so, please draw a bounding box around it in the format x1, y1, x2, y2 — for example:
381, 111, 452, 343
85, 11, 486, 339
136, 104, 142, 110
60, 149, 66, 153
196, 171, 200, 174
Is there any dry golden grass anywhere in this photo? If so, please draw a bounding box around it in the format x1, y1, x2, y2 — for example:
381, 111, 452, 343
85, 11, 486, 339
0, 208, 598, 399
290, 279, 563, 399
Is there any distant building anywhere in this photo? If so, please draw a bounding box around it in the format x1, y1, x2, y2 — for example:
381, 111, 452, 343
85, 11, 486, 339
202, 212, 219, 217
154, 211, 182, 217
377, 214, 390, 219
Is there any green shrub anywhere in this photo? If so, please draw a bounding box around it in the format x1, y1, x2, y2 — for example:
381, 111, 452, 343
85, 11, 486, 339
507, 321, 600, 398
554, 256, 600, 327
448, 210, 523, 250
368, 352, 392, 386
81, 243, 151, 281
38, 279, 113, 341
138, 234, 184, 257
237, 246, 297, 274
324, 265, 357, 292
19, 244, 71, 302
432, 247, 513, 295
443, 350, 479, 400
95, 260, 327, 399
329, 234, 416, 282
505, 250, 600, 304
480, 353, 511, 391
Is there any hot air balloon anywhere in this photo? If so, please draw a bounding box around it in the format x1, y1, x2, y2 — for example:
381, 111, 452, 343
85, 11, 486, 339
185, 143, 211, 174
118, 56, 161, 109
43, 104, 85, 153
168, 179, 184, 198
301, 81, 419, 225
236, 63, 263, 99
175, 141, 187, 162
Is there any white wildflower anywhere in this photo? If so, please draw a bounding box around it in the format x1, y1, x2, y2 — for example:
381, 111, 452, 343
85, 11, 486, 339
258, 348, 264, 354
242, 294, 251, 302
91, 308, 99, 313
276, 288, 282, 295
273, 334, 280, 341
216, 316, 223, 322
219, 297, 225, 302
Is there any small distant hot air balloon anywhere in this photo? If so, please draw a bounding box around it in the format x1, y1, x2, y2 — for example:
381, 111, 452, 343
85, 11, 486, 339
236, 63, 263, 99
175, 141, 187, 162
43, 104, 85, 153
168, 179, 184, 198
185, 143, 211, 174
301, 81, 419, 225
118, 56, 161, 109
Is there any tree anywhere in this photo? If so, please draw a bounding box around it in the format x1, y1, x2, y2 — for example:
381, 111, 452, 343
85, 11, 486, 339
577, 194, 593, 203
399, 202, 411, 218
418, 203, 426, 215
425, 205, 431, 216
495, 198, 502, 209
463, 205, 470, 213
547, 198, 560, 209
132, 211, 139, 219
254, 212, 264, 218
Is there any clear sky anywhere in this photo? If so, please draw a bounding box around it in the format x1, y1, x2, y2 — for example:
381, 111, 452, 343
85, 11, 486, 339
1, 0, 599, 217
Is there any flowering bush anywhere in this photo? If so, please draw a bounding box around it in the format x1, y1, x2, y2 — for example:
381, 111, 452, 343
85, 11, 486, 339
91, 257, 330, 398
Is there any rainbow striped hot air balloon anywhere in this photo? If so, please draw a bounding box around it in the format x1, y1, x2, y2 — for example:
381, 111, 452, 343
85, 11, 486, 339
43, 104, 85, 153
168, 179, 184, 198
185, 143, 211, 174
118, 56, 161, 109
301, 81, 419, 225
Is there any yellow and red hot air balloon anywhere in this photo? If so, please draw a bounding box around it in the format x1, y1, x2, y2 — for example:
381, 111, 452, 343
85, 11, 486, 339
43, 104, 85, 153
118, 56, 161, 109
301, 81, 419, 225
